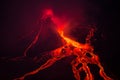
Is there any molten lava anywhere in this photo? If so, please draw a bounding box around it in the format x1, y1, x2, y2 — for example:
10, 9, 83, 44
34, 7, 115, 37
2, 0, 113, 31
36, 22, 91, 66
14, 9, 112, 80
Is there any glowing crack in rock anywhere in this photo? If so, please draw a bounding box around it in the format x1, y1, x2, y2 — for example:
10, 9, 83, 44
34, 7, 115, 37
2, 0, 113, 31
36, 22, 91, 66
14, 9, 112, 80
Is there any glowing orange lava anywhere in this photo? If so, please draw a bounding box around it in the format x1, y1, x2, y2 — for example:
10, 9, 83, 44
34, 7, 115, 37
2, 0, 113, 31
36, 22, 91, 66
14, 9, 112, 80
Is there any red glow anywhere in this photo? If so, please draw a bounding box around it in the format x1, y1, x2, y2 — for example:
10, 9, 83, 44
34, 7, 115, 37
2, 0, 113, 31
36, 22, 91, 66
43, 9, 53, 18
42, 9, 68, 31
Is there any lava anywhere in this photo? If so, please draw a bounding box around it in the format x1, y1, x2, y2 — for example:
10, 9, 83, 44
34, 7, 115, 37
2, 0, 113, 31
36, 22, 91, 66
14, 9, 112, 80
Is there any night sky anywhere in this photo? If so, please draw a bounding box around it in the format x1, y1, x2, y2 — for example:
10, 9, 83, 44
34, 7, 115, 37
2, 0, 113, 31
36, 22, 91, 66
0, 0, 119, 80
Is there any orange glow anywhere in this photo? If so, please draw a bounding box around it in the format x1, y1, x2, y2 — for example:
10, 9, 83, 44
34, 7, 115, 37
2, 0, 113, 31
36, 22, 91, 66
14, 9, 112, 80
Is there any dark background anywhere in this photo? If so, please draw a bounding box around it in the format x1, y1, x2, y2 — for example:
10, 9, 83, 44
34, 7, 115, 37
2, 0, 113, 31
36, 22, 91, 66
0, 0, 119, 80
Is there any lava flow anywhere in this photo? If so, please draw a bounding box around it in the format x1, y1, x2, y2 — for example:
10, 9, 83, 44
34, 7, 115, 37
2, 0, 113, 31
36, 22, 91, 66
14, 9, 112, 80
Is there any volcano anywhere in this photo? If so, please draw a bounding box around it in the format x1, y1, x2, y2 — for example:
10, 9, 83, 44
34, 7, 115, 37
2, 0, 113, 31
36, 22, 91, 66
13, 9, 112, 80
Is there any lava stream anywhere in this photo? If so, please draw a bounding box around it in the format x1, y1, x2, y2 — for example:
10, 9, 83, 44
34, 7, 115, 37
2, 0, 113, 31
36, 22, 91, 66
14, 30, 112, 80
